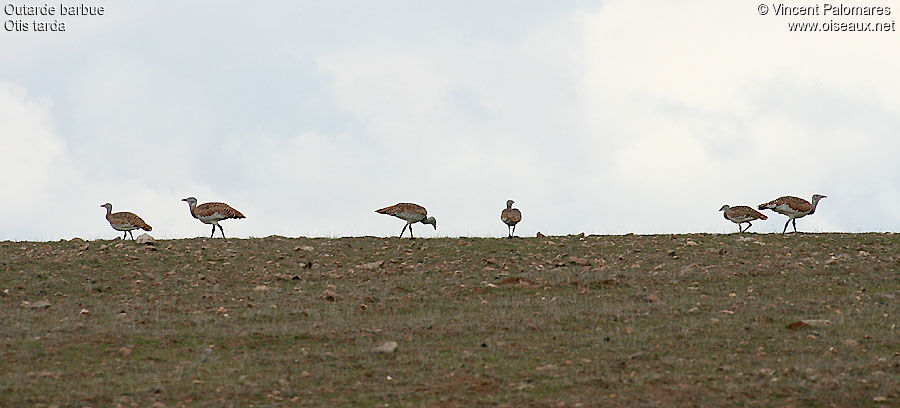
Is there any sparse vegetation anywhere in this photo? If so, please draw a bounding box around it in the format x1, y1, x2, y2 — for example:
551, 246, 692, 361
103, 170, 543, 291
2, 234, 899, 407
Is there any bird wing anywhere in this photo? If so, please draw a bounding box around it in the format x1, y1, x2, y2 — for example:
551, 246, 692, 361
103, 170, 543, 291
376, 203, 426, 217
730, 206, 767, 221
109, 212, 152, 230
759, 196, 811, 213
501, 208, 521, 224
194, 202, 245, 219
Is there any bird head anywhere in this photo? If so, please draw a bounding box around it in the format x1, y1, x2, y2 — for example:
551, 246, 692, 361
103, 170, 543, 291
719, 205, 730, 211
182, 197, 198, 205
812, 194, 827, 202
100, 203, 112, 210
506, 199, 515, 209
424, 216, 437, 230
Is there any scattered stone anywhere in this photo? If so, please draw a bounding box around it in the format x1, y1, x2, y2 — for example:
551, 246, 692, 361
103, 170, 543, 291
357, 260, 384, 270
135, 233, 155, 245
568, 257, 591, 266
686, 239, 698, 246
23, 299, 51, 309
536, 232, 546, 238
252, 285, 269, 292
787, 319, 832, 329
644, 293, 660, 303
825, 256, 838, 265
858, 250, 870, 257
499, 277, 535, 286
98, 244, 109, 250
294, 245, 314, 252
536, 363, 556, 372
80, 308, 90, 315
70, 237, 85, 242
321, 290, 337, 302
372, 341, 398, 354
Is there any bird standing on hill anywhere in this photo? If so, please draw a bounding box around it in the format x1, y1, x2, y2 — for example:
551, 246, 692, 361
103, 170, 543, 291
376, 203, 436, 238
100, 203, 152, 240
758, 194, 826, 234
182, 197, 245, 238
501, 200, 522, 238
719, 205, 767, 234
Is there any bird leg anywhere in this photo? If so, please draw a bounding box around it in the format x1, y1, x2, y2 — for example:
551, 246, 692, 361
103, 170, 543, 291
409, 223, 414, 238
210, 224, 216, 238
129, 230, 135, 241
792, 219, 798, 233
399, 223, 408, 238
219, 224, 226, 239
512, 224, 516, 237
744, 222, 752, 233
782, 219, 791, 234
122, 231, 128, 240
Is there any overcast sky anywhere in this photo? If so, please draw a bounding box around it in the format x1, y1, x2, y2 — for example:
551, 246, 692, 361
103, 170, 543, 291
2, 1, 898, 240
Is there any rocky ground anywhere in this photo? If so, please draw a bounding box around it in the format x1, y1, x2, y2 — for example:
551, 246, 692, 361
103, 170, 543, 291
1, 233, 899, 407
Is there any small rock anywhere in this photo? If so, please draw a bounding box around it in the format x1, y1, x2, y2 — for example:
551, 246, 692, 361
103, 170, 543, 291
568, 257, 591, 266
357, 260, 384, 270
80, 308, 90, 315
24, 299, 51, 309
70, 237, 85, 242
372, 341, 398, 354
294, 245, 314, 252
252, 285, 269, 292
686, 240, 698, 246
98, 244, 109, 250
321, 290, 337, 302
858, 250, 870, 257
787, 319, 832, 329
644, 293, 660, 303
135, 233, 155, 245
536, 232, 546, 238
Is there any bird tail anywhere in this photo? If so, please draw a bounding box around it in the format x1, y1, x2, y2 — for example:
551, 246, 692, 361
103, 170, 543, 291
376, 206, 393, 214
232, 210, 246, 219
757, 213, 768, 220
142, 222, 153, 231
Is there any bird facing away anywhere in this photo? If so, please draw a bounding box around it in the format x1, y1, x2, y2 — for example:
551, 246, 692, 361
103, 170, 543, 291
100, 203, 152, 241
501, 199, 522, 238
182, 197, 245, 238
719, 205, 767, 234
758, 194, 826, 234
376, 203, 436, 238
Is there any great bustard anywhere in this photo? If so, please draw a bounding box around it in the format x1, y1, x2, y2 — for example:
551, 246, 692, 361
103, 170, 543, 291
501, 199, 522, 238
758, 194, 826, 234
100, 203, 152, 240
182, 197, 245, 238
719, 205, 767, 234
376, 203, 436, 238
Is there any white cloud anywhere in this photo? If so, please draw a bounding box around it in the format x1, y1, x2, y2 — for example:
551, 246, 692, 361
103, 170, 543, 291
1, 1, 899, 240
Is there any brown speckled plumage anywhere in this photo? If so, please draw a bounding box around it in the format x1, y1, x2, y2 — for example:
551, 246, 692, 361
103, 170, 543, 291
376, 203, 427, 218
758, 194, 826, 234
191, 202, 245, 219
376, 202, 436, 238
759, 196, 812, 214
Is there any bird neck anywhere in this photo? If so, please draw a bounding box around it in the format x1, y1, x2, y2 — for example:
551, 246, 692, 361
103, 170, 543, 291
506, 202, 513, 210
809, 197, 821, 214
105, 206, 112, 216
